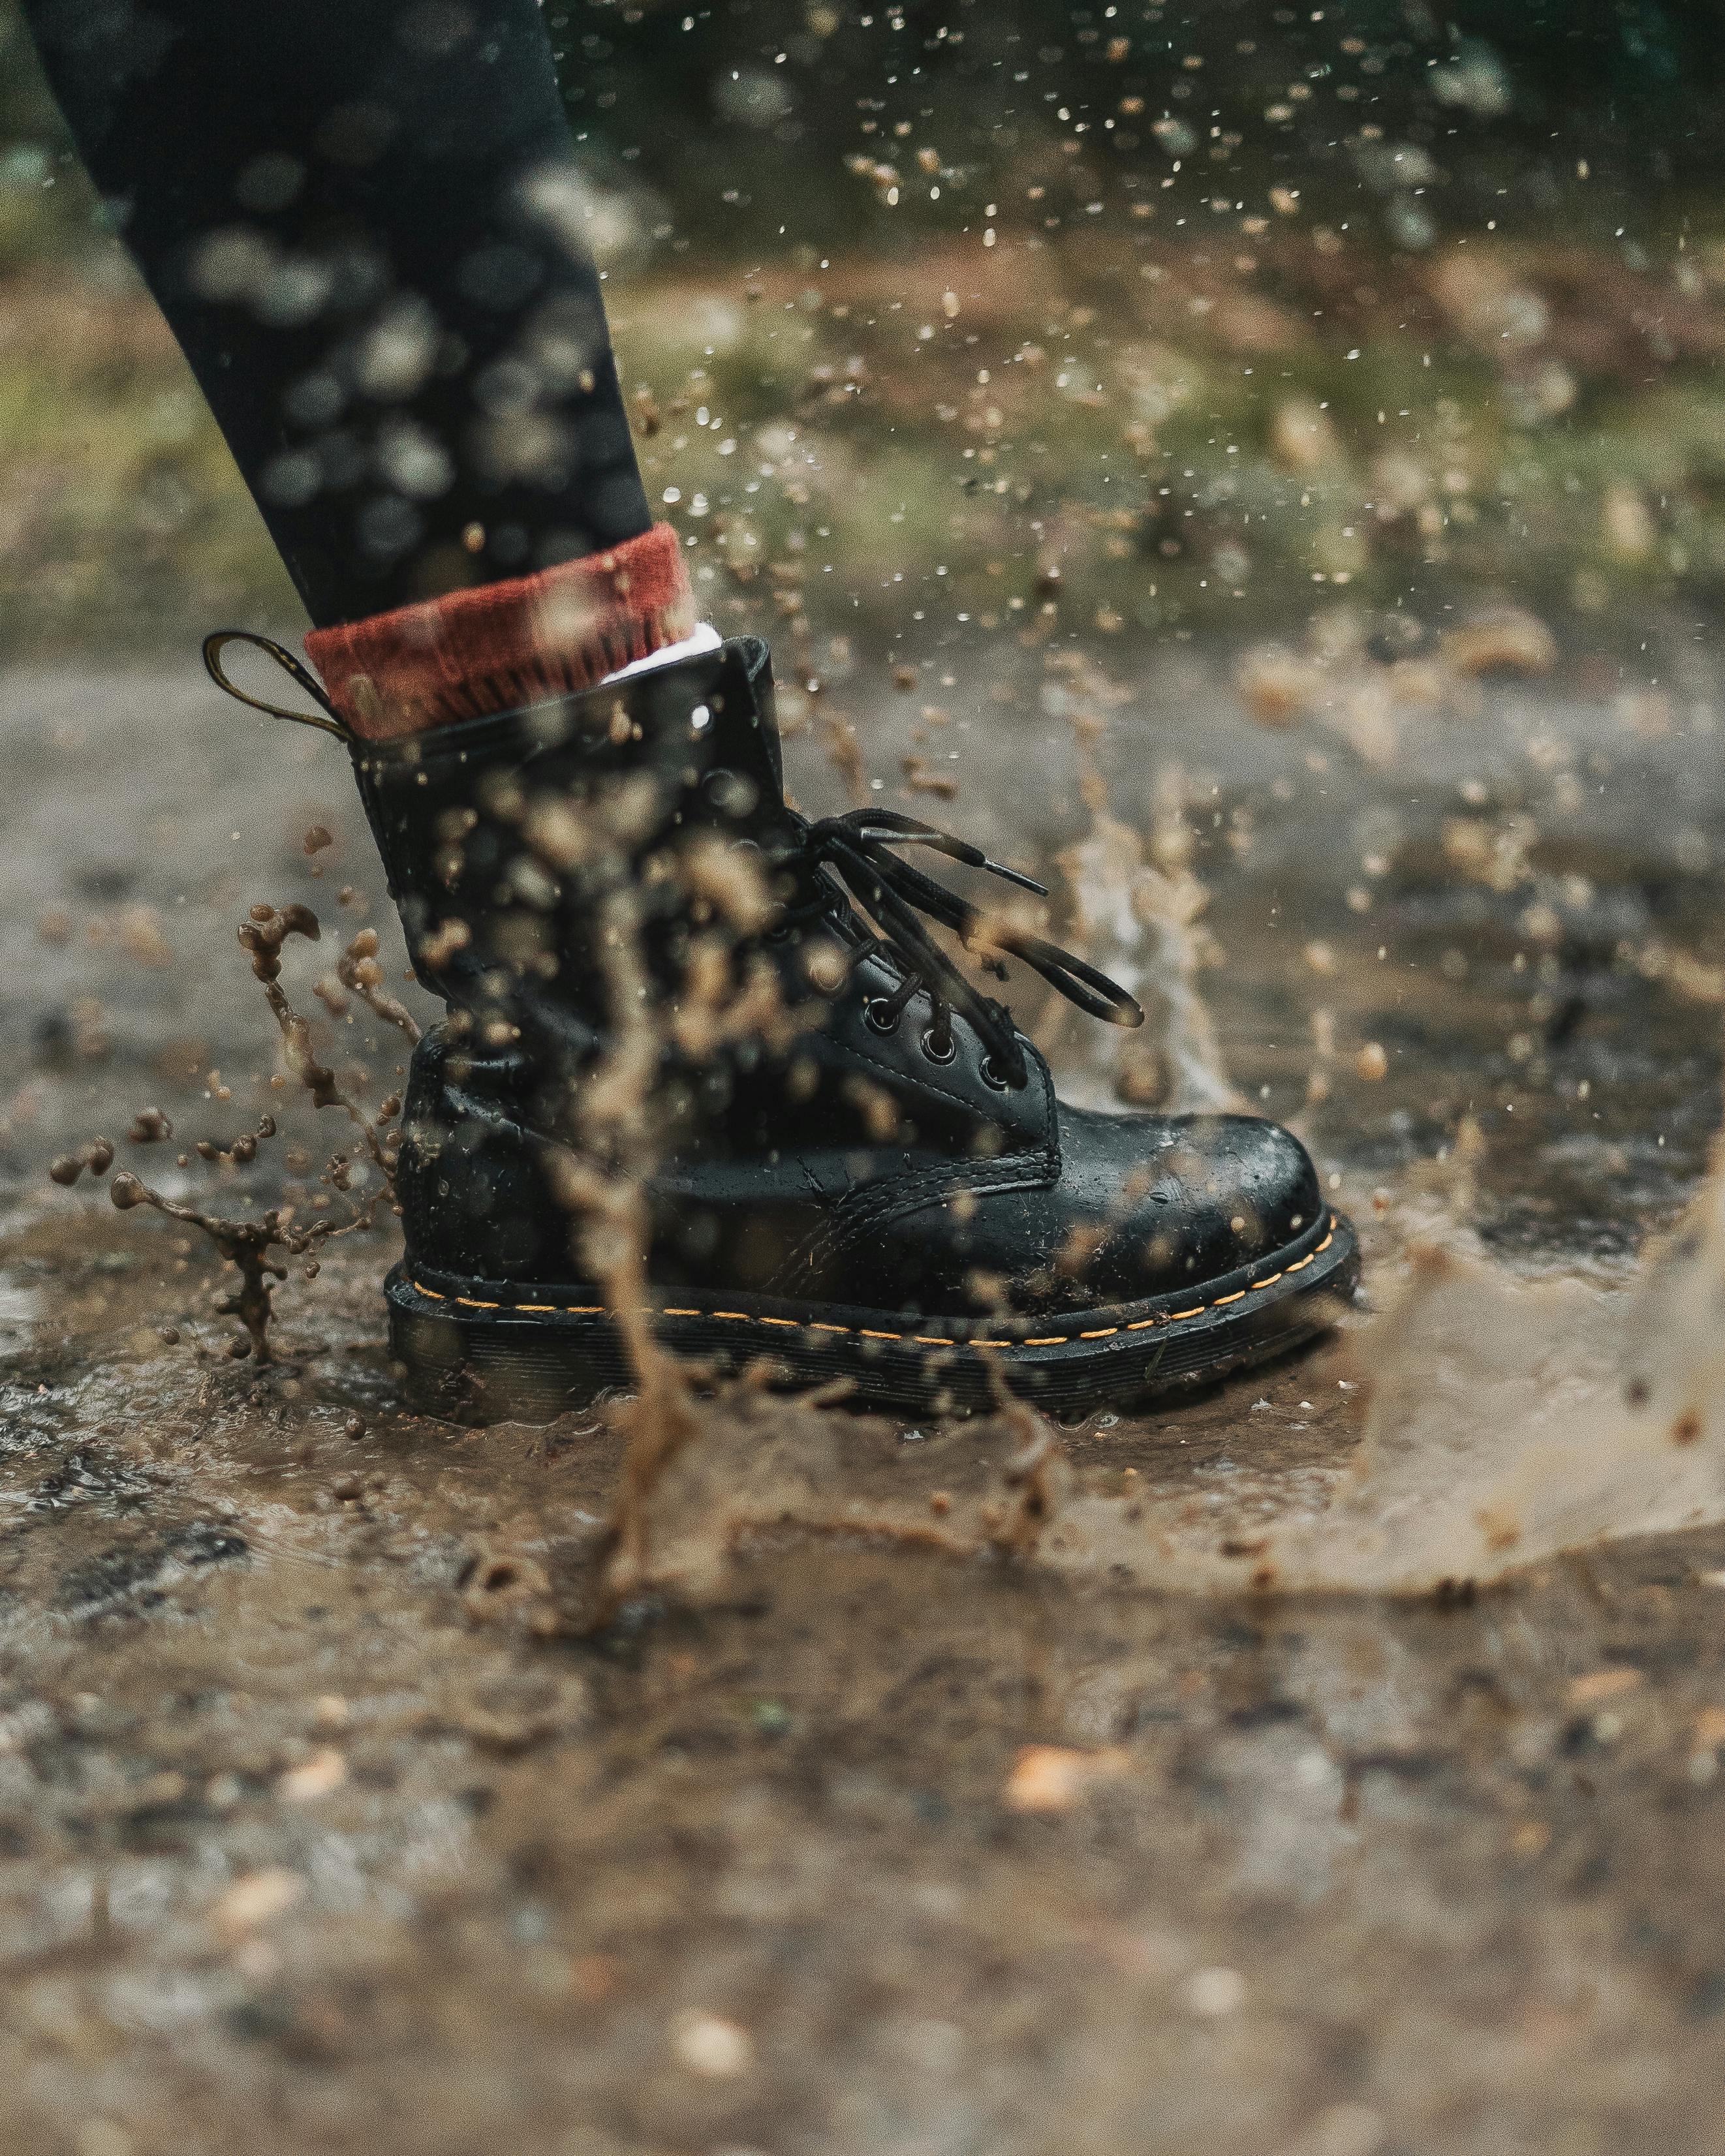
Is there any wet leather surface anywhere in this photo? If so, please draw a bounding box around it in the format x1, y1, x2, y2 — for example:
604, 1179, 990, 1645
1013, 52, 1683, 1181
364, 640, 1322, 1315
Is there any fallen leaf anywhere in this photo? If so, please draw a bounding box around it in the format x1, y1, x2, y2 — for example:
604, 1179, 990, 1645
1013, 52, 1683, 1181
1566, 1667, 1644, 1708
1004, 1743, 1131, 1814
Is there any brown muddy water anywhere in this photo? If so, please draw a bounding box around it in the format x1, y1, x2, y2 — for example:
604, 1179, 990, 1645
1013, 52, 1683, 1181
7, 632, 1725, 2153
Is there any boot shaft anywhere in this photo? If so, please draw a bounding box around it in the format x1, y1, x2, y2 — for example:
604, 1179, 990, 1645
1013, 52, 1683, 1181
350, 636, 797, 1069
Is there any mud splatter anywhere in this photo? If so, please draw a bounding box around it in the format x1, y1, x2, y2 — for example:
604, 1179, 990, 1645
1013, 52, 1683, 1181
1046, 649, 1235, 1113
603, 1135, 1725, 1605
48, 904, 400, 1358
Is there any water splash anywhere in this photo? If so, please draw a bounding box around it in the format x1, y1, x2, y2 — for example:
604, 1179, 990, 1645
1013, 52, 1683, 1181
1056, 805, 1238, 1114
618, 1137, 1725, 1602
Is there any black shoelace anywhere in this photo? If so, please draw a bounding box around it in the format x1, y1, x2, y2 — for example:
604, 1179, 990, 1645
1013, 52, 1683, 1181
786, 809, 1143, 1089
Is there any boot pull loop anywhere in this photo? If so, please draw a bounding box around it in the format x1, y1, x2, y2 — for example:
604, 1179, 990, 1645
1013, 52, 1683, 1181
202, 630, 352, 741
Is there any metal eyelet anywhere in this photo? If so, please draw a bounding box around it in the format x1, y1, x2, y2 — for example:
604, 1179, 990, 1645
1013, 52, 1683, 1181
920, 1027, 957, 1066
979, 1054, 1010, 1090
864, 998, 900, 1035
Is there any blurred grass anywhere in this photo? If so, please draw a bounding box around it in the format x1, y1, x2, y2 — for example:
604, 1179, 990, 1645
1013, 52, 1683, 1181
618, 224, 1725, 656
5, 0, 1725, 664
3, 204, 1725, 660
0, 270, 299, 649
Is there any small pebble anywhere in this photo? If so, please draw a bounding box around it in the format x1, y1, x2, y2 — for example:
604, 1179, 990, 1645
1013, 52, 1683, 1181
277, 1748, 347, 1802
1182, 1966, 1247, 2018
211, 1867, 304, 1938
671, 2009, 754, 2078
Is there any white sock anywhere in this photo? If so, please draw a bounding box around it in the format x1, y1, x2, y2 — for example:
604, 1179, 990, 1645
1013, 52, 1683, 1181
600, 621, 722, 686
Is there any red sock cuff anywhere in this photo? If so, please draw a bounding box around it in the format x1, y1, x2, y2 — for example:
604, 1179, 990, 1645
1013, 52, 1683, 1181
303, 523, 697, 741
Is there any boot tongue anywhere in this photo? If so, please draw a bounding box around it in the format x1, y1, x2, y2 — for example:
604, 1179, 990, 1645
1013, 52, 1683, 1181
702, 634, 784, 792
597, 634, 787, 826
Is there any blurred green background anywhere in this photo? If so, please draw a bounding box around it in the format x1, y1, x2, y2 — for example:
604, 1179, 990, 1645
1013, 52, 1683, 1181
2, 0, 1722, 658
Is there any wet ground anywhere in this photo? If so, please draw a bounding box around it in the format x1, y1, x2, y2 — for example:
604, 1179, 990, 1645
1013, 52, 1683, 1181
6, 629, 1725, 2153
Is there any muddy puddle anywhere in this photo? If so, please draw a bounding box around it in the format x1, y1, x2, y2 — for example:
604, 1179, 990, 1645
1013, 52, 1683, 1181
8, 636, 1725, 2151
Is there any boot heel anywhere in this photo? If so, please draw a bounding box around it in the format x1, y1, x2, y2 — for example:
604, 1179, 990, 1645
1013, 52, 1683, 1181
389, 1285, 629, 1424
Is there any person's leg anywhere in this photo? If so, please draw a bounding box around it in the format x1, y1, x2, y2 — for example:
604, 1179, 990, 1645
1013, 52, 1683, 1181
19, 0, 1356, 1415
20, 0, 703, 732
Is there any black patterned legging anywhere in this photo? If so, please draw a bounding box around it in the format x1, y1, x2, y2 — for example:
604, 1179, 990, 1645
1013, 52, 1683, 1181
20, 0, 652, 624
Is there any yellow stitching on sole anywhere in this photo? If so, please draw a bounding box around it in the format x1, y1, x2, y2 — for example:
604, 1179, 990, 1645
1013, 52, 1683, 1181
418, 1207, 1345, 1345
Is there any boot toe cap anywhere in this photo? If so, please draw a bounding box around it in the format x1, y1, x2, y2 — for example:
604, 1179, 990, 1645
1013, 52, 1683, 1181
1055, 1105, 1324, 1304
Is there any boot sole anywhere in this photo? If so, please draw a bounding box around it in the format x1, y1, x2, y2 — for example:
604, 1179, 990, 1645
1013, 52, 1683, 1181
385, 1210, 1359, 1424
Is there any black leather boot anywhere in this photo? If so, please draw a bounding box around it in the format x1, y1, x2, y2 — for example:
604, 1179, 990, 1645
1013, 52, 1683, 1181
210, 632, 1356, 1418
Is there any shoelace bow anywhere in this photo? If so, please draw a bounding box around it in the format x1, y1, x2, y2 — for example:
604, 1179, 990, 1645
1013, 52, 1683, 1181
787, 808, 1142, 1088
